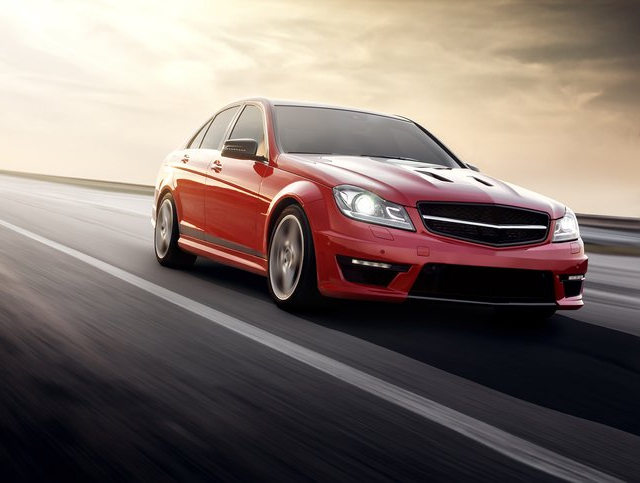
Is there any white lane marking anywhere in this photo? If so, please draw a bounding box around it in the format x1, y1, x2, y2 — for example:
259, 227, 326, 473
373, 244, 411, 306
0, 218, 621, 483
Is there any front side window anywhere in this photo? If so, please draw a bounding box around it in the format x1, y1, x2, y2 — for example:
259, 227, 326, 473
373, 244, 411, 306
201, 106, 240, 150
229, 105, 266, 158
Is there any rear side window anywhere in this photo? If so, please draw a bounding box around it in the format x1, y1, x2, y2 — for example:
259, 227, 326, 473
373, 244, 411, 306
187, 119, 212, 148
229, 105, 266, 157
201, 106, 240, 150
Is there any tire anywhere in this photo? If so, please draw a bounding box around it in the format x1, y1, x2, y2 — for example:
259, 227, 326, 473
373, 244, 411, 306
154, 193, 197, 269
267, 205, 319, 309
493, 306, 556, 323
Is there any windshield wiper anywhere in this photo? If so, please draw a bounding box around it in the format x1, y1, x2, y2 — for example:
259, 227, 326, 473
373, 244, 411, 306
288, 151, 335, 155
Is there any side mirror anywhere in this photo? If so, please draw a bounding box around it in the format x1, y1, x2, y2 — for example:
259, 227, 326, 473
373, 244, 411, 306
465, 162, 480, 172
221, 138, 262, 160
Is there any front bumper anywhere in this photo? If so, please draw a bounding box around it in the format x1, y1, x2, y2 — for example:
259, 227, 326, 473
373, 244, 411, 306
306, 197, 588, 309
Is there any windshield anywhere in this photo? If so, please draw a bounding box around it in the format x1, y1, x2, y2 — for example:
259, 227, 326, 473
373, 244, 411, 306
274, 106, 460, 168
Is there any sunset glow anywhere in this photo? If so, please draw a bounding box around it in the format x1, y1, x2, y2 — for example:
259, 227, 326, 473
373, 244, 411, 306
1, 0, 638, 215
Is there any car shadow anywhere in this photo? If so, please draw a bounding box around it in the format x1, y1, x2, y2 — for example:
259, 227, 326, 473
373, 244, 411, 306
187, 259, 273, 302
304, 299, 640, 437
189, 259, 640, 437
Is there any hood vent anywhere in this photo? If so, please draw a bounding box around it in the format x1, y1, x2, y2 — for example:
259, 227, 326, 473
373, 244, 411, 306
471, 176, 493, 187
416, 170, 453, 183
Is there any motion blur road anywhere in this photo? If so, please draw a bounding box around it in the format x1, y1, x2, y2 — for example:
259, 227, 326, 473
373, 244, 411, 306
1, 173, 639, 482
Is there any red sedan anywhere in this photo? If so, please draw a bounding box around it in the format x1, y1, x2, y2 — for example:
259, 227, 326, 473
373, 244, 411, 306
153, 98, 587, 320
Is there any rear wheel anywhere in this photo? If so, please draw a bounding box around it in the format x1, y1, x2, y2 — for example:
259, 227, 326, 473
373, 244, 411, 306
267, 205, 319, 309
493, 306, 556, 323
154, 194, 197, 269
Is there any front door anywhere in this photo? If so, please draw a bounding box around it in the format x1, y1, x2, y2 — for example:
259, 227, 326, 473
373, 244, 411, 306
205, 104, 268, 258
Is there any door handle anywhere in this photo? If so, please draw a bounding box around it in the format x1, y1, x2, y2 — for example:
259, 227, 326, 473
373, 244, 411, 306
212, 159, 222, 173
181, 154, 190, 164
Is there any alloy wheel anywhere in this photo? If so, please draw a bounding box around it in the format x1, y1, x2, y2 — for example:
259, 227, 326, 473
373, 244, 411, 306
155, 198, 173, 259
269, 214, 305, 300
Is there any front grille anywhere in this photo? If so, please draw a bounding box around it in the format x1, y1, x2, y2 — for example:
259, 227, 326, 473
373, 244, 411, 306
418, 202, 550, 246
410, 264, 555, 304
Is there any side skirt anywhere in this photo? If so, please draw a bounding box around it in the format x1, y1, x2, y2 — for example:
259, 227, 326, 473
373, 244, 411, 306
178, 235, 268, 276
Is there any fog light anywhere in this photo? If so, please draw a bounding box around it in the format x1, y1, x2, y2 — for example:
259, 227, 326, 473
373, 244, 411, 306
351, 258, 393, 269
560, 274, 585, 298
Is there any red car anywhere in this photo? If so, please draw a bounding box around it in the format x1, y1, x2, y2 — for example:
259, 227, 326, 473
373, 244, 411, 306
153, 98, 587, 319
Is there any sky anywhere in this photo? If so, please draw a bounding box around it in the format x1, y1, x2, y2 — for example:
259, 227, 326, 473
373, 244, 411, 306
0, 0, 638, 216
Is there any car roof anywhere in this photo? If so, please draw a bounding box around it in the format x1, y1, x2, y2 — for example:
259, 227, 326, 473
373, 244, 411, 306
237, 97, 410, 122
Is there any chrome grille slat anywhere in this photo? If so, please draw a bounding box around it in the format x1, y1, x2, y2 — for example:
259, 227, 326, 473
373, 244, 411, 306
421, 215, 547, 231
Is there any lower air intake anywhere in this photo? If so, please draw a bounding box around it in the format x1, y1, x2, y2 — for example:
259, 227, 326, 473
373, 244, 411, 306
410, 264, 555, 304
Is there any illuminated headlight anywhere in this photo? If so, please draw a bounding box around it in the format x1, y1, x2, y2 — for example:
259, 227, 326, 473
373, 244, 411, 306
333, 185, 415, 231
553, 208, 580, 242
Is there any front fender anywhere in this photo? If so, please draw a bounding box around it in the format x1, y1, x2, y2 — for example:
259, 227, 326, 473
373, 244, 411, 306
261, 180, 326, 254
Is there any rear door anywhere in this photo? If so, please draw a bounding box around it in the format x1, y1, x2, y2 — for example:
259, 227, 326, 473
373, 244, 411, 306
204, 103, 269, 257
172, 117, 212, 238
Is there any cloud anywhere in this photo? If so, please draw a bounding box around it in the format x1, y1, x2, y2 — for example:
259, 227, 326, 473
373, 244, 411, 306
0, 0, 638, 216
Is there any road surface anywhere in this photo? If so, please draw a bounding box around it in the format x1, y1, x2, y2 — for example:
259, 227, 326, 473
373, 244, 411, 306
0, 173, 639, 482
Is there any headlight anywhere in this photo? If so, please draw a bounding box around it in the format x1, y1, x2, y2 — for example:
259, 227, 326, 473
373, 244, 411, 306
552, 208, 580, 242
333, 185, 415, 231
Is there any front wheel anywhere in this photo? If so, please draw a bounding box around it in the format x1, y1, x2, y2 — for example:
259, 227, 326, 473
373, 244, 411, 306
267, 205, 319, 309
154, 194, 197, 269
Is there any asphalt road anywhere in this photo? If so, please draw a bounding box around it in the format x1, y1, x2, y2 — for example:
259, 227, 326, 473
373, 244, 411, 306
0, 173, 639, 482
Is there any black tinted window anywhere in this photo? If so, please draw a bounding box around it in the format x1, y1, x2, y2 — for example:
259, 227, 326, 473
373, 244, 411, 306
275, 106, 458, 168
187, 119, 211, 149
229, 105, 266, 157
201, 106, 240, 150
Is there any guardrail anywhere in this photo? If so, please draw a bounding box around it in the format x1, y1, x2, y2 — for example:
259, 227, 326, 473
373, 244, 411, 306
0, 169, 155, 195
577, 214, 640, 232
577, 214, 640, 256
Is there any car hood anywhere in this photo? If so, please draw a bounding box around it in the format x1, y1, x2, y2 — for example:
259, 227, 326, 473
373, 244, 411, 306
278, 154, 566, 218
